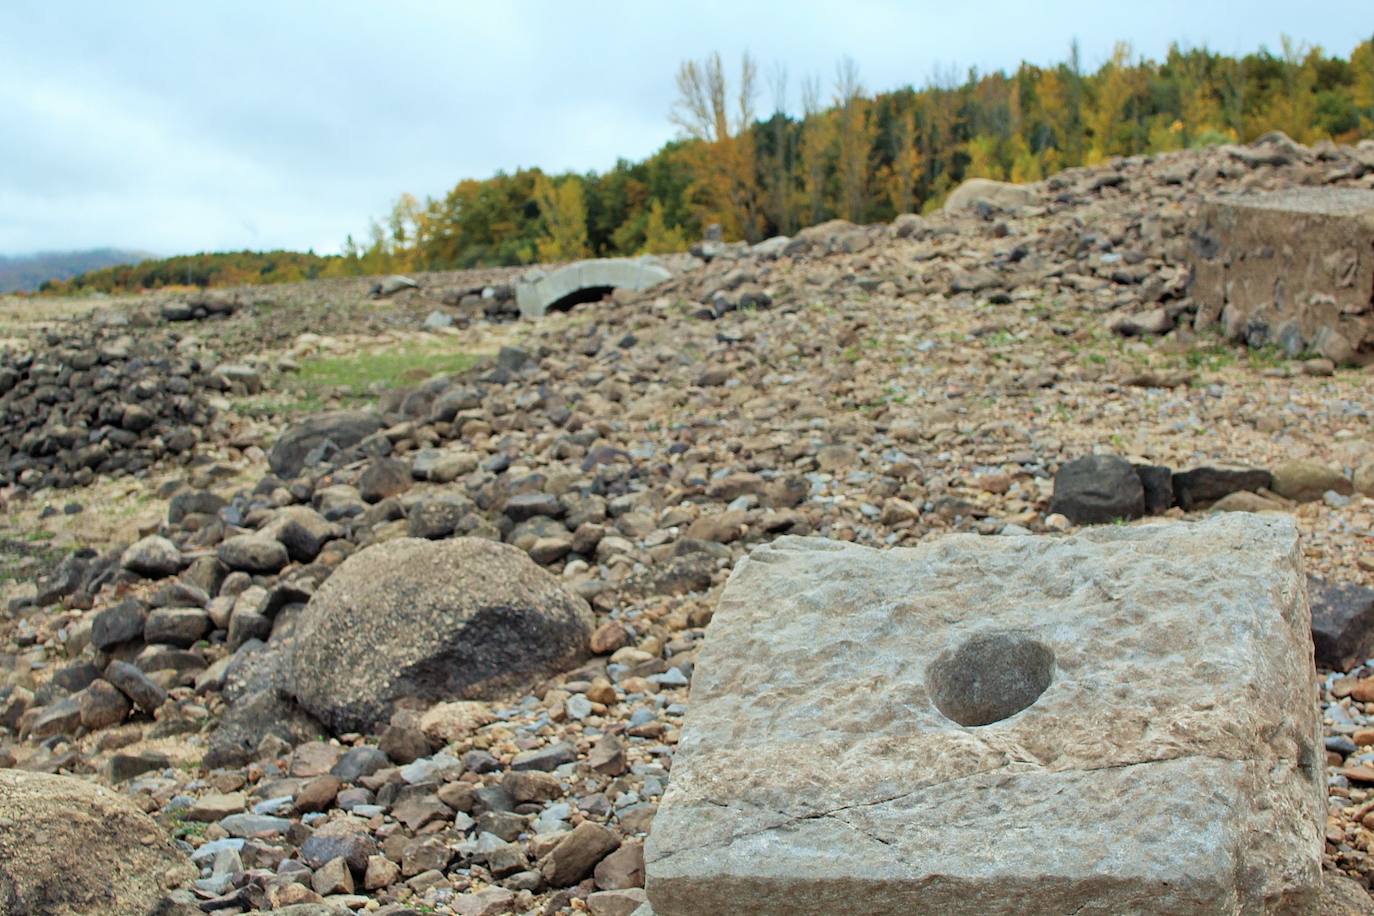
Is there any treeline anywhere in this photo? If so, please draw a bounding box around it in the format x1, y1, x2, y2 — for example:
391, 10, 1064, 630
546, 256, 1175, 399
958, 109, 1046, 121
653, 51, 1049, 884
42, 250, 350, 294
355, 37, 1374, 272
48, 36, 1374, 294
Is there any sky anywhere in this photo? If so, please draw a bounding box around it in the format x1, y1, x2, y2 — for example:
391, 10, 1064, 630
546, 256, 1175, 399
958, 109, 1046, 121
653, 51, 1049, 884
1, 1, 1370, 257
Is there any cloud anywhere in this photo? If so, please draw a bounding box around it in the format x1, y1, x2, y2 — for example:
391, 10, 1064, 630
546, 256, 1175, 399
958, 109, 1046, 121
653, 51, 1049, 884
0, 0, 1369, 254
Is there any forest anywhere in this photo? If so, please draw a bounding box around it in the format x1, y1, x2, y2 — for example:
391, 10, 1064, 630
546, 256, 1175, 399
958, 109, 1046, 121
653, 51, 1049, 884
45, 36, 1374, 294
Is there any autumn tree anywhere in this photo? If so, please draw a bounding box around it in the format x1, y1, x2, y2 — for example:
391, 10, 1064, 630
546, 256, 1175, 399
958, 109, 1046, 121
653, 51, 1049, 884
1087, 43, 1137, 163
798, 74, 833, 224
671, 51, 763, 241
761, 64, 796, 235
833, 57, 876, 222
641, 199, 688, 254
1355, 39, 1374, 131
532, 173, 592, 262
881, 105, 921, 213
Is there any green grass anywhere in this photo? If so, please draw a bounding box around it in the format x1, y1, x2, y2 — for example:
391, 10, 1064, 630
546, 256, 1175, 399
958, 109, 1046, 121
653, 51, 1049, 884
235, 341, 479, 419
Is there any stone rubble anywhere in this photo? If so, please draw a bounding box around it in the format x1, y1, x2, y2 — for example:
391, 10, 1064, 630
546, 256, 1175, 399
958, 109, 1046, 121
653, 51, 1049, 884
3, 134, 1374, 913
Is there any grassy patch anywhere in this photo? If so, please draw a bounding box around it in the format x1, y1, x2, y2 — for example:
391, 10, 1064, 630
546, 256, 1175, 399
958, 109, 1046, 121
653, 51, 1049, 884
235, 341, 480, 418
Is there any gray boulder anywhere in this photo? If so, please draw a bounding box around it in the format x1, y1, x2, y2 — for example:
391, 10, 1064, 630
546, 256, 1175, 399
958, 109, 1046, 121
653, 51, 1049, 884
944, 177, 1039, 213
121, 535, 182, 578
268, 410, 383, 478
285, 537, 595, 734
0, 769, 194, 913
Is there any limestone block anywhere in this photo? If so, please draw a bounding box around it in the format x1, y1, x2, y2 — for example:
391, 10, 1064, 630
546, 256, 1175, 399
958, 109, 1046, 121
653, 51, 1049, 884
1190, 188, 1374, 363
645, 515, 1323, 915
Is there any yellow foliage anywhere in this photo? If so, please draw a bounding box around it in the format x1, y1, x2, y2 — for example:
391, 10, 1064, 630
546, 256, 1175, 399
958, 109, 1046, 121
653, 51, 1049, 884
641, 200, 688, 254
532, 174, 591, 262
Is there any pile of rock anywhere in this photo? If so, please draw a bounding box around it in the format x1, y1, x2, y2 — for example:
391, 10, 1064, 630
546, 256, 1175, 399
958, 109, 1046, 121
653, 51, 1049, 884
0, 325, 230, 490
160, 290, 241, 323
1050, 454, 1372, 524
6, 132, 1374, 913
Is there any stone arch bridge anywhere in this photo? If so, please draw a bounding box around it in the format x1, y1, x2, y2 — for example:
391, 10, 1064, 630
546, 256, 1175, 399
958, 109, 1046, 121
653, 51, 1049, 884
514, 258, 673, 318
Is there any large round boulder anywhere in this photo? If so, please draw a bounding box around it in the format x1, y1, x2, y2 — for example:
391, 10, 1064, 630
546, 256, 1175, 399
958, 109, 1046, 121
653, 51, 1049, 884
285, 537, 595, 734
268, 410, 383, 478
0, 769, 193, 914
943, 177, 1040, 213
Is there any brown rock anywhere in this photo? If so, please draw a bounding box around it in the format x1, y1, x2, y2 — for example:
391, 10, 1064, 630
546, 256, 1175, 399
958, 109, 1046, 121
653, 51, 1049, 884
364, 853, 401, 890
541, 820, 621, 887
588, 734, 627, 777
311, 855, 355, 896
78, 678, 131, 730
594, 841, 645, 890
591, 620, 631, 655
294, 775, 342, 813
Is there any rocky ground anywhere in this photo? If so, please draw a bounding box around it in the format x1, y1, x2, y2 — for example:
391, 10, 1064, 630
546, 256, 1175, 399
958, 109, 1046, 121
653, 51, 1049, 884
3, 133, 1374, 914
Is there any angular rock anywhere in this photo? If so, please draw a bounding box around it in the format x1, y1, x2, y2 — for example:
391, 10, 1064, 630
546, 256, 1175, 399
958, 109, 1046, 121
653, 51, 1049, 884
204, 689, 325, 769
589, 889, 651, 916
104, 659, 168, 712
646, 519, 1323, 915
269, 410, 384, 478
79, 678, 131, 730
143, 607, 209, 648
91, 598, 146, 650
359, 458, 412, 503
542, 820, 621, 887
1047, 454, 1144, 524
1172, 465, 1274, 510
121, 535, 182, 578
285, 537, 594, 734
0, 770, 194, 913
1309, 576, 1374, 671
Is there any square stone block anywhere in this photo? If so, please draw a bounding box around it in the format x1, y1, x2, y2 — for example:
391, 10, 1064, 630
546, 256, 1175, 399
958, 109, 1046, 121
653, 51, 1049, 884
645, 515, 1323, 915
1190, 188, 1374, 363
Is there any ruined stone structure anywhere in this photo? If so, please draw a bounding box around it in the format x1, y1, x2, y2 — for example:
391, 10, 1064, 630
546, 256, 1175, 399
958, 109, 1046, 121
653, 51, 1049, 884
1191, 188, 1374, 363
514, 258, 673, 318
645, 516, 1324, 915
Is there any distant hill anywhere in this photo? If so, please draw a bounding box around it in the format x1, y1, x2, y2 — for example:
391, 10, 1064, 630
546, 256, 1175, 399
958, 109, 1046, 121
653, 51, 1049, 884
0, 249, 154, 293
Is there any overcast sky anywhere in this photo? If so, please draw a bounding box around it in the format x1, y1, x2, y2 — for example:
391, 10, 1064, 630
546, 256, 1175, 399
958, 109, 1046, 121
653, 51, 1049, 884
2, 2, 1369, 257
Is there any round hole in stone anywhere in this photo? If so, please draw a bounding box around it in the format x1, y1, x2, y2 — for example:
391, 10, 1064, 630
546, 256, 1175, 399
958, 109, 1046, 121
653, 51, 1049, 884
927, 631, 1055, 727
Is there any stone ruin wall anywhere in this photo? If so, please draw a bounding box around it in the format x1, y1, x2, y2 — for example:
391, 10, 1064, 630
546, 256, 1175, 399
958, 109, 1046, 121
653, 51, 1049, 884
1190, 187, 1374, 364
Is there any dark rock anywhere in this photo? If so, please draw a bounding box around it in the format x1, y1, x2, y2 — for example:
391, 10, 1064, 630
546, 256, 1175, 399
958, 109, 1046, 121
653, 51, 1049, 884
1133, 465, 1174, 516
121, 535, 182, 578
105, 660, 168, 711
1310, 577, 1374, 671
204, 689, 325, 770
143, 607, 209, 648
379, 724, 432, 764
511, 741, 577, 772
331, 746, 390, 784
301, 825, 377, 872
217, 535, 289, 574
91, 599, 146, 650
268, 410, 384, 478
1048, 455, 1145, 524
1172, 466, 1273, 510
109, 750, 169, 782
359, 459, 413, 503
168, 489, 226, 525
79, 678, 131, 729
